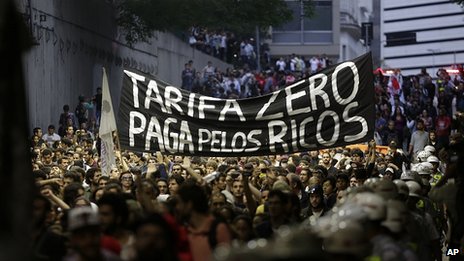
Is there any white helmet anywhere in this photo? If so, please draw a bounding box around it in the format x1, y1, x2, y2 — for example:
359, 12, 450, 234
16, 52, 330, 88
423, 145, 436, 154
373, 179, 398, 200
417, 150, 431, 162
427, 155, 439, 164
416, 162, 433, 175
400, 170, 419, 182
393, 179, 409, 198
381, 199, 408, 233
405, 181, 422, 197
323, 220, 370, 257
351, 192, 387, 221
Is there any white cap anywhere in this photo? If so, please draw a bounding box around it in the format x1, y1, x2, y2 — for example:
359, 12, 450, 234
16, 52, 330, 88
385, 167, 395, 174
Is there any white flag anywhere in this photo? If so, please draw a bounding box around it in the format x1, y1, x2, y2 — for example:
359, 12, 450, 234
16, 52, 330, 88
99, 67, 117, 176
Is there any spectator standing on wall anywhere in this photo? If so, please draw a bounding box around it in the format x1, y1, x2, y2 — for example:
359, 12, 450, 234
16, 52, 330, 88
181, 62, 195, 92
75, 95, 94, 128
201, 61, 215, 82
94, 87, 102, 129
309, 56, 320, 74
276, 57, 286, 72
58, 104, 77, 137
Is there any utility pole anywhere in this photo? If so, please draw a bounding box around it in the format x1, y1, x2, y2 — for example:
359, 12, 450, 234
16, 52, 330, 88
362, 22, 373, 53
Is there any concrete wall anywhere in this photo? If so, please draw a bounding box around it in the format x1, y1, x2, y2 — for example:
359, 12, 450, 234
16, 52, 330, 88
16, 0, 231, 132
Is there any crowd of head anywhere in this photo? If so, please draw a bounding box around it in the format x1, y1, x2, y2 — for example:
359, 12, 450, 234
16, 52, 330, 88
29, 61, 464, 260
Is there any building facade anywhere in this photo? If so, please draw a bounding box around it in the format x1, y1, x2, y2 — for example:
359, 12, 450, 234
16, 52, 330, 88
268, 0, 372, 65
380, 0, 464, 77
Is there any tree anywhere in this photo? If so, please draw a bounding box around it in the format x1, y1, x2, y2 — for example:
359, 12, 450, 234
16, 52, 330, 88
117, 0, 301, 45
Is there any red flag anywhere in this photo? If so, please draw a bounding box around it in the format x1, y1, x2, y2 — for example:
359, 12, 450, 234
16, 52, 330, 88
391, 76, 400, 90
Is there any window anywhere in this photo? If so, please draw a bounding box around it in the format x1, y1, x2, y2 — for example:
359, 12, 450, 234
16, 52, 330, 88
385, 31, 417, 47
273, 0, 333, 44
304, 1, 333, 31
274, 0, 333, 32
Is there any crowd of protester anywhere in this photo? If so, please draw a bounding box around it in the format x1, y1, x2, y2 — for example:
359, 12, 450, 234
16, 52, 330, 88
29, 59, 464, 260
181, 53, 331, 99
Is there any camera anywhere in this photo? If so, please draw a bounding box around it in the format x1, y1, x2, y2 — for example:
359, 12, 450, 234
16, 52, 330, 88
242, 163, 254, 177
230, 171, 241, 179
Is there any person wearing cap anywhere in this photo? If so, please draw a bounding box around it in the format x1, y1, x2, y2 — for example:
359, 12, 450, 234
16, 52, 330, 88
426, 156, 443, 187
302, 184, 328, 222
42, 124, 61, 148
64, 206, 122, 261
350, 148, 365, 166
409, 119, 429, 163
382, 167, 396, 181
387, 140, 409, 171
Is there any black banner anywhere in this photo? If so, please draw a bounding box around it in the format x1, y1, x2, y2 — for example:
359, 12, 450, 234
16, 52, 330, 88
117, 52, 375, 156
